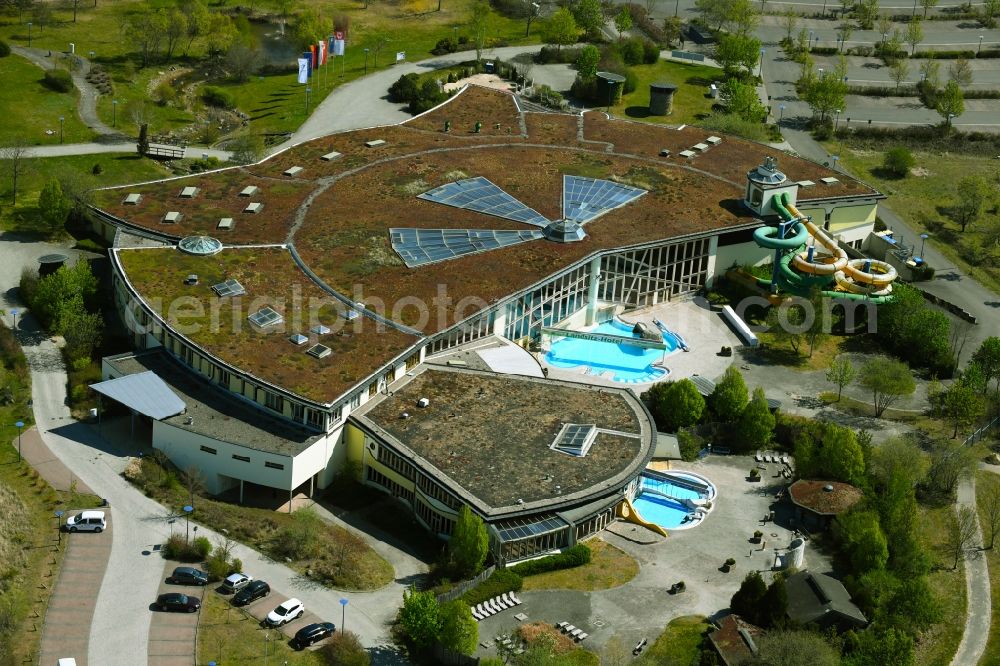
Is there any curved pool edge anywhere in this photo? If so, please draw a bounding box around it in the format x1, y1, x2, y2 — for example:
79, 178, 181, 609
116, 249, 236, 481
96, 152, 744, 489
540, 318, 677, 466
631, 469, 719, 532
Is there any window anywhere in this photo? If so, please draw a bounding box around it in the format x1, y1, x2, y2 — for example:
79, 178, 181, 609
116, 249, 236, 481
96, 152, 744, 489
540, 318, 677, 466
405, 351, 420, 370
263, 391, 283, 414
291, 403, 305, 423
368, 380, 379, 398
180, 345, 194, 366
265, 461, 284, 470
329, 405, 344, 426
377, 446, 415, 480
232, 454, 250, 463
307, 408, 325, 430
218, 368, 232, 388
200, 445, 217, 455
350, 393, 362, 409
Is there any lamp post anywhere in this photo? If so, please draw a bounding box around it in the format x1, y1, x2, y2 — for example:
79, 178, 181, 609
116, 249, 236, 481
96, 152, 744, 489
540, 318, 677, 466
183, 505, 193, 542
675, 0, 680, 16
305, 86, 312, 115
364, 48, 369, 75
919, 233, 929, 259
759, 47, 765, 77
27, 22, 32, 47
979, 35, 984, 55
88, 50, 94, 61
15, 421, 24, 461
834, 108, 841, 132
912, 0, 917, 17
11, 308, 18, 330
948, 112, 955, 127
808, 29, 813, 49
112, 99, 118, 127
59, 116, 64, 143
55, 510, 64, 543
339, 598, 349, 631
778, 104, 786, 123
831, 155, 840, 170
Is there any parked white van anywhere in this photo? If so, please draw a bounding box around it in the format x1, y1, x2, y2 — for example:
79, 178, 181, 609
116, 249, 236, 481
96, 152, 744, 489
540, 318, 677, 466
65, 511, 106, 533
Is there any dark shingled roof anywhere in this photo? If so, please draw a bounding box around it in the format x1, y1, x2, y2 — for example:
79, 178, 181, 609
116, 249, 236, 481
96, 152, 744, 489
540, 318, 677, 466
789, 479, 863, 516
784, 571, 868, 629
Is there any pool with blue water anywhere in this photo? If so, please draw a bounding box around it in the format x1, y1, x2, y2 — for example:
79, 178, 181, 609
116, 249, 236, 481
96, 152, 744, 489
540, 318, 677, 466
544, 320, 677, 383
632, 472, 715, 530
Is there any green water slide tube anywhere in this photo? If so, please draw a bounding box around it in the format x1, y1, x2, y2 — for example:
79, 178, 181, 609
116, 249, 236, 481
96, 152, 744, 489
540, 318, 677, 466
752, 194, 807, 250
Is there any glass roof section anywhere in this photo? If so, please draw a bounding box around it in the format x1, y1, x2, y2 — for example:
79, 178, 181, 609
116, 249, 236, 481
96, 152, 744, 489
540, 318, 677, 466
390, 228, 544, 268
211, 278, 245, 297
418, 177, 550, 228
495, 514, 569, 542
178, 236, 223, 256
550, 423, 597, 457
248, 306, 283, 328
562, 176, 646, 225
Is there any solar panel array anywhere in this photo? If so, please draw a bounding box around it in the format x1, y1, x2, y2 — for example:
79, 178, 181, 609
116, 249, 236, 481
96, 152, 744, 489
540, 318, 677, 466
495, 515, 568, 542
390, 228, 544, 268
563, 176, 646, 225
418, 177, 550, 228
212, 278, 245, 297
248, 306, 283, 328
550, 423, 597, 457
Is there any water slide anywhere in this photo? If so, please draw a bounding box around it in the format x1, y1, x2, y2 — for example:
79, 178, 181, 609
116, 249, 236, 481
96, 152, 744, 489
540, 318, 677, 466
652, 318, 689, 351
752, 193, 896, 302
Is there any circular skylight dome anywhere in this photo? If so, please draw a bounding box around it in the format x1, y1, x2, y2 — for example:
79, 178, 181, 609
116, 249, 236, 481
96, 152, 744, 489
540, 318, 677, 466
178, 236, 223, 256
543, 220, 587, 243
747, 156, 787, 186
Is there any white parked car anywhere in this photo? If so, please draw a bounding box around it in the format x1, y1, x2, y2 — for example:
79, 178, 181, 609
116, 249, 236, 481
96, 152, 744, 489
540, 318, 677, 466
266, 598, 304, 627
65, 511, 106, 533
221, 572, 253, 593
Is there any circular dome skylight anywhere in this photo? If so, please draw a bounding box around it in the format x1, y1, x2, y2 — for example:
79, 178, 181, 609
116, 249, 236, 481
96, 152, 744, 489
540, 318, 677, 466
543, 220, 587, 243
178, 236, 223, 256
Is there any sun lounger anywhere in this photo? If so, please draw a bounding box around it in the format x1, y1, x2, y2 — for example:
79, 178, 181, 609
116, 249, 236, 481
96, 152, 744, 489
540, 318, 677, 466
493, 596, 509, 609
479, 602, 493, 616
510, 593, 521, 605
576, 632, 589, 642
781, 455, 789, 464
471, 606, 483, 620
755, 453, 763, 462
502, 593, 519, 606
570, 628, 583, 639
564, 625, 576, 634
556, 621, 569, 630
486, 599, 501, 613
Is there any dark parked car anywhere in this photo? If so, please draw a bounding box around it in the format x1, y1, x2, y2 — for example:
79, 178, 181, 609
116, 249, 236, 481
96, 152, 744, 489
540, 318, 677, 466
293, 622, 336, 649
155, 593, 201, 613
232, 580, 270, 606
167, 566, 209, 586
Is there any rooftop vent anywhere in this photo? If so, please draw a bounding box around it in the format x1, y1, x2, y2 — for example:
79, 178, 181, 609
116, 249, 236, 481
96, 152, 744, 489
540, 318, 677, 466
321, 151, 342, 161
122, 193, 142, 205
248, 306, 283, 328
283, 166, 304, 177
239, 185, 259, 197
659, 149, 671, 157
341, 309, 360, 321
289, 333, 308, 345
401, 412, 410, 419
179, 186, 200, 198
417, 398, 430, 408
217, 217, 234, 230
365, 139, 387, 148
678, 150, 695, 158
706, 136, 722, 145
748, 156, 787, 186
306, 344, 332, 359
184, 274, 199, 286
244, 202, 263, 214
820, 176, 840, 185
823, 484, 834, 492
185, 416, 194, 425
692, 142, 709, 152
162, 211, 182, 224
311, 324, 331, 335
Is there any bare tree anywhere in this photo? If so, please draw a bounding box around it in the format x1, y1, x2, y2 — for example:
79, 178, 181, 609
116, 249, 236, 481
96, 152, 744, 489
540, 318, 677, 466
984, 482, 1000, 549
183, 465, 207, 505
947, 505, 978, 570
1, 137, 30, 206
950, 319, 973, 365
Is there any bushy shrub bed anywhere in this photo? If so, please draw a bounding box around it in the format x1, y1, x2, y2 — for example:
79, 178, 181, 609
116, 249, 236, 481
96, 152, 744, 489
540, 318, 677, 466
537, 45, 584, 64
162, 534, 212, 562
0, 40, 10, 57
42, 69, 73, 92
911, 49, 976, 59
462, 569, 524, 606
509, 545, 591, 577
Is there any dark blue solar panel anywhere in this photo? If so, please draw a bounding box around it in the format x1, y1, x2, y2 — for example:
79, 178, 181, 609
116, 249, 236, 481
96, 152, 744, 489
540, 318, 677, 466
562, 176, 646, 225
418, 177, 550, 228
390, 228, 544, 267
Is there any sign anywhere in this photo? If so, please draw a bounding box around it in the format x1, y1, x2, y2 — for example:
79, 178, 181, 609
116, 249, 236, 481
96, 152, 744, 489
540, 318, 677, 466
540, 327, 667, 350
334, 31, 345, 56
396, 51, 406, 63
301, 51, 313, 78
297, 58, 309, 83
318, 39, 326, 65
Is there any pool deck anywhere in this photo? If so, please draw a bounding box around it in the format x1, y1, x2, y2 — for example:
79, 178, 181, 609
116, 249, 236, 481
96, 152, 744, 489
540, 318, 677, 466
539, 297, 743, 393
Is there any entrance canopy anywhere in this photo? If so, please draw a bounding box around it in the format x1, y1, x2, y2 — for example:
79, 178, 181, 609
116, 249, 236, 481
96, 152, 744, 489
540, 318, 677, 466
90, 371, 186, 420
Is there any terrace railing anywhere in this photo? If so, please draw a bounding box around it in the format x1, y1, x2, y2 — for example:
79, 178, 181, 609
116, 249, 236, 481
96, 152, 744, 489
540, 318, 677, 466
964, 415, 1000, 447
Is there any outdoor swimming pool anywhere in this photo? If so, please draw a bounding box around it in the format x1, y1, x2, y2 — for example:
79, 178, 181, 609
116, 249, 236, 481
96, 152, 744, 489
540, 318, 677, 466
632, 471, 716, 531
544, 319, 677, 383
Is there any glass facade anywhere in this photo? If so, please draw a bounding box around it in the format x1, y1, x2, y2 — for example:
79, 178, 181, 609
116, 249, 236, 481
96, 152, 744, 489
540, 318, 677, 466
426, 311, 496, 357
599, 237, 711, 306
504, 263, 591, 340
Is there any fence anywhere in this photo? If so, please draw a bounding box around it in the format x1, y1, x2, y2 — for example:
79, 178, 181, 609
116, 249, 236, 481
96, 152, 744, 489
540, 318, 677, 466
671, 50, 706, 62
964, 415, 1000, 447
435, 565, 497, 604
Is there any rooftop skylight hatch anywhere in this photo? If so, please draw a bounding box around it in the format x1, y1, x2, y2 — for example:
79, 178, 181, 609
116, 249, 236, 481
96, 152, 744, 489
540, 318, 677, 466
248, 306, 283, 328
212, 278, 245, 297
550, 423, 597, 457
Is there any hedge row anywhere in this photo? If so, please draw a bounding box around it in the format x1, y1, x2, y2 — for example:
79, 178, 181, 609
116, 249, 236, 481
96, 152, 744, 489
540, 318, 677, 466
509, 544, 591, 577
461, 569, 523, 606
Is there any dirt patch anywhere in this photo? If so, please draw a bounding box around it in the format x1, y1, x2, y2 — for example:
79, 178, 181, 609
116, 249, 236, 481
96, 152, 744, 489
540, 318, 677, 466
444, 73, 513, 93
911, 167, 930, 177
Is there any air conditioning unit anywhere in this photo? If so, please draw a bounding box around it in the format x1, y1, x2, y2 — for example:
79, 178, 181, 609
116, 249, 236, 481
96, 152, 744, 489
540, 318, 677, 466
416, 398, 430, 408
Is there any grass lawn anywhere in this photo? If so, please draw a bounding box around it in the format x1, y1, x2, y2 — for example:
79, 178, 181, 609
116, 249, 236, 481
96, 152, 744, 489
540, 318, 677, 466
822, 141, 1000, 296
0, 53, 96, 145
197, 589, 325, 666
915, 502, 967, 666
635, 615, 712, 666
611, 60, 722, 127
0, 153, 172, 234
521, 539, 639, 592
976, 470, 1000, 666
818, 392, 924, 422
2, 0, 539, 142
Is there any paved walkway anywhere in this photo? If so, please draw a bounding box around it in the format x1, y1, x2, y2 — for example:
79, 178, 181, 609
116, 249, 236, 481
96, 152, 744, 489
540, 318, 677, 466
38, 516, 113, 666
11, 46, 122, 139
17, 425, 93, 494
951, 475, 992, 666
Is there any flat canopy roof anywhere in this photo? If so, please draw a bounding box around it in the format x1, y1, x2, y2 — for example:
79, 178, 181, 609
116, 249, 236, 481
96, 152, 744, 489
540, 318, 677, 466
354, 366, 655, 517
90, 371, 186, 420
